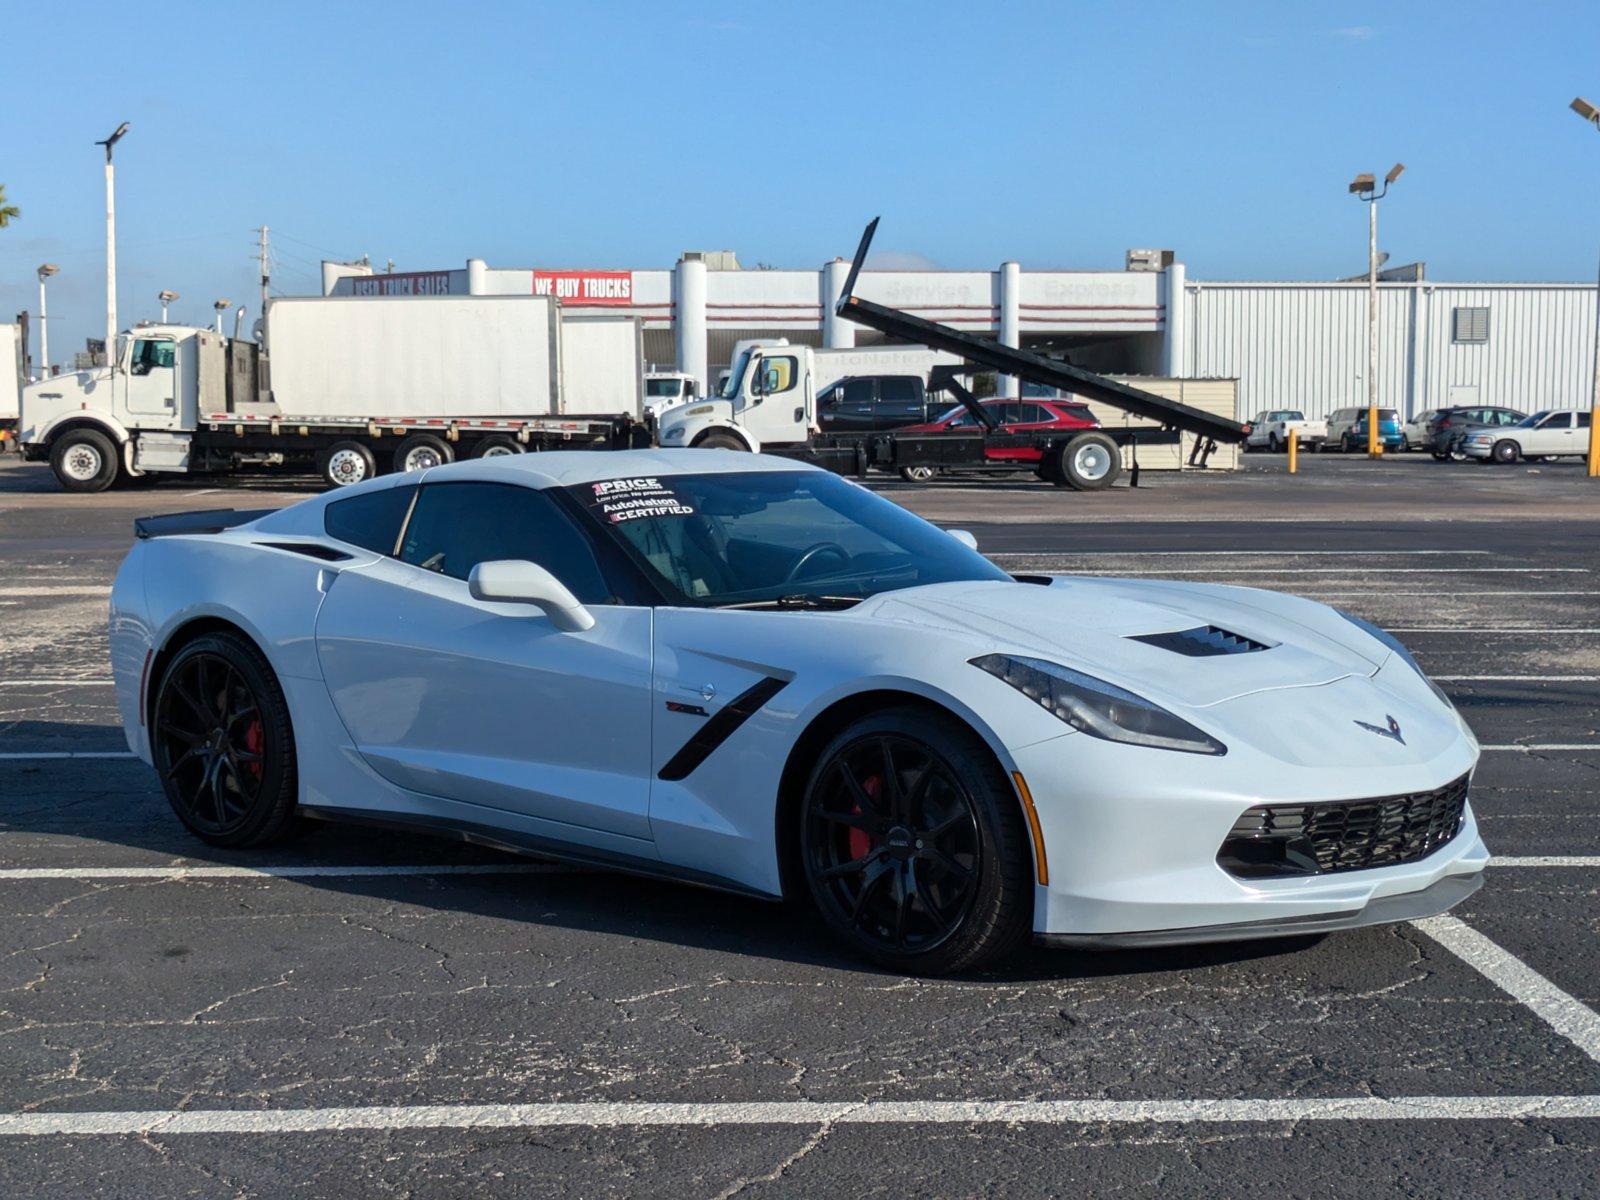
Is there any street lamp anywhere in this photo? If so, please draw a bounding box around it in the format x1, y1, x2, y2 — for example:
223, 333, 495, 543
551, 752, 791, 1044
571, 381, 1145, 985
1569, 96, 1600, 478
36, 264, 59, 378
1348, 163, 1405, 457
158, 290, 178, 323
213, 298, 231, 334
95, 121, 129, 373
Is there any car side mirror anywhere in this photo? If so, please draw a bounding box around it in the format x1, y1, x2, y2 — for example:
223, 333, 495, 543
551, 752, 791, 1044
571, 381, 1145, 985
946, 529, 979, 551
468, 560, 595, 632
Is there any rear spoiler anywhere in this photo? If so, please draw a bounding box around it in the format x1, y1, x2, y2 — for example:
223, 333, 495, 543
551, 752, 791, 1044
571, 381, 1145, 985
134, 508, 278, 540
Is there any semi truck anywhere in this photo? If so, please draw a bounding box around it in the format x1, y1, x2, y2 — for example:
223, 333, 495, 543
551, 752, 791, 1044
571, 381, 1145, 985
656, 221, 1247, 489
18, 294, 647, 492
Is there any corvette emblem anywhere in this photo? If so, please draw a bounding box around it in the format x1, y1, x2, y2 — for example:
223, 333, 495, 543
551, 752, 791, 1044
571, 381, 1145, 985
1354, 714, 1405, 745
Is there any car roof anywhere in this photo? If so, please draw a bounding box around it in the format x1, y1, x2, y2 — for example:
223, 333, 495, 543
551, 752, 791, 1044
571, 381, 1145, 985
419, 448, 819, 490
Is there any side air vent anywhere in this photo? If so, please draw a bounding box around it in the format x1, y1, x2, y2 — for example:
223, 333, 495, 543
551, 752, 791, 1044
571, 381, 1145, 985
1127, 625, 1274, 657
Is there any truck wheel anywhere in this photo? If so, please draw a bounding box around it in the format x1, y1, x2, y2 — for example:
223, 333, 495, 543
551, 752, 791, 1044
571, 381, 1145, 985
318, 441, 377, 489
472, 435, 522, 458
1492, 440, 1520, 464
1269, 433, 1283, 453
898, 465, 938, 483
393, 433, 454, 474
695, 432, 748, 451
50, 428, 120, 493
1053, 433, 1122, 491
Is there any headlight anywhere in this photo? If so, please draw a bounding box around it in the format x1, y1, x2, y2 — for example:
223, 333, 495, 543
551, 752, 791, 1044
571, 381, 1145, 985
1335, 610, 1454, 709
972, 654, 1226, 756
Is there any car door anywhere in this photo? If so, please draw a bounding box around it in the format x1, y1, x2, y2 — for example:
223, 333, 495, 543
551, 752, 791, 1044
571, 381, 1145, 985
313, 480, 656, 844
872, 376, 926, 430
828, 378, 877, 432
1526, 412, 1574, 455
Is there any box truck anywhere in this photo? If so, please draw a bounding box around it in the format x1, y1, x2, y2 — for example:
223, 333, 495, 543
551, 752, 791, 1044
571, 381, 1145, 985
18, 295, 646, 491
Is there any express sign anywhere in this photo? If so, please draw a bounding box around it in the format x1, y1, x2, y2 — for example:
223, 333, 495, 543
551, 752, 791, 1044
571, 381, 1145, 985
533, 270, 634, 305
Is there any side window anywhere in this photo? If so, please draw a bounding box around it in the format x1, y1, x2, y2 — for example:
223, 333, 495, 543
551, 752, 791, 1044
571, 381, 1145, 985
877, 377, 920, 404
1578, 412, 1592, 429
130, 338, 175, 377
324, 484, 417, 554
841, 378, 875, 406
757, 356, 798, 395
1538, 413, 1571, 429
399, 483, 610, 603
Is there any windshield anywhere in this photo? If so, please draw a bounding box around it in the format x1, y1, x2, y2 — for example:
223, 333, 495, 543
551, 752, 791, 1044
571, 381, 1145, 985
719, 352, 750, 400
645, 378, 681, 399
1517, 411, 1550, 427
569, 470, 1010, 608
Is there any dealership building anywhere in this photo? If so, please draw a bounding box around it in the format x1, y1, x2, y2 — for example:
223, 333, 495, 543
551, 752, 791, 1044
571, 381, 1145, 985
320, 252, 1599, 421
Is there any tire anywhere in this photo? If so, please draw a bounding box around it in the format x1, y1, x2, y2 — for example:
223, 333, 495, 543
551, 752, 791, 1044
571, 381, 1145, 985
1268, 434, 1283, 453
898, 465, 938, 483
1492, 439, 1520, 464
151, 631, 300, 849
1054, 432, 1122, 491
317, 440, 377, 489
50, 428, 119, 493
472, 434, 522, 458
1341, 433, 1356, 454
695, 431, 748, 451
393, 432, 455, 474
798, 706, 1032, 975
1430, 449, 1450, 462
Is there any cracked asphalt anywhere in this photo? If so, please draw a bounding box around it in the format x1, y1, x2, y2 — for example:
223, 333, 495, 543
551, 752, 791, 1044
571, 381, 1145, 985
1, 452, 1598, 1197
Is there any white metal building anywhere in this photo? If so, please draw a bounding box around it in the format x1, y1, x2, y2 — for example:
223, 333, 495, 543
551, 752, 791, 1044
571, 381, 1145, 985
319, 256, 1598, 420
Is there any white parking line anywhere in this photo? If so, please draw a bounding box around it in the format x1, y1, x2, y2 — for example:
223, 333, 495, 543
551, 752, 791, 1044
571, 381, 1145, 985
1056, 568, 1590, 575
1435, 676, 1600, 683
994, 550, 1491, 558
0, 751, 134, 761
3, 1094, 1599, 1136
1480, 743, 1600, 753
1489, 857, 1600, 868
0, 863, 574, 881
1390, 628, 1600, 634
1413, 915, 1600, 1065
0, 678, 114, 687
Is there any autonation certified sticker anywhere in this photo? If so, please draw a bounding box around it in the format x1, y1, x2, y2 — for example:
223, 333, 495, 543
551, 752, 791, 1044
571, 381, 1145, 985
588, 477, 696, 523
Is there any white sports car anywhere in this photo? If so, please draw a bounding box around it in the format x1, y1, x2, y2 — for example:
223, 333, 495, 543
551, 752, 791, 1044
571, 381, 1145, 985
109, 450, 1487, 974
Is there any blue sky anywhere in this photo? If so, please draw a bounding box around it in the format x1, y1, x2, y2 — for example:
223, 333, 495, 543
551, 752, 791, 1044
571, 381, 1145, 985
4, 1, 1599, 359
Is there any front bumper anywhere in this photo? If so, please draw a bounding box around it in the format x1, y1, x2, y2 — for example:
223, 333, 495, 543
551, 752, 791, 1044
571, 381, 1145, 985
1462, 442, 1494, 459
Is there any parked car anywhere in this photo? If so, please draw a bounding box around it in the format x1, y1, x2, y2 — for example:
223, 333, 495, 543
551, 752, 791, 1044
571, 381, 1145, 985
893, 398, 1099, 481
1404, 408, 1449, 450
1462, 409, 1592, 463
816, 374, 931, 433
1427, 406, 1527, 460
1246, 409, 1323, 452
1324, 407, 1403, 452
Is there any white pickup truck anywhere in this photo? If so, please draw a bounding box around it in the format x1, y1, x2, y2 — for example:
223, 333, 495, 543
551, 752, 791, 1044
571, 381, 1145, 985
1245, 409, 1323, 452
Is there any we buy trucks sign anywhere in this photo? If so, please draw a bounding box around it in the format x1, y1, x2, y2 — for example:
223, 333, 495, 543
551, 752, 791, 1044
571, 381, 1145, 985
533, 270, 634, 305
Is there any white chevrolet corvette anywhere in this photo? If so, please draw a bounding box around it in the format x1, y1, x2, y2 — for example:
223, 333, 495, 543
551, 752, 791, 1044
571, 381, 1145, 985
109, 450, 1487, 974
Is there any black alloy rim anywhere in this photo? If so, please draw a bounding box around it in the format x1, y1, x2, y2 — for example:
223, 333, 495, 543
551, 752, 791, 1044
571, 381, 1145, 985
803, 735, 981, 955
154, 652, 266, 835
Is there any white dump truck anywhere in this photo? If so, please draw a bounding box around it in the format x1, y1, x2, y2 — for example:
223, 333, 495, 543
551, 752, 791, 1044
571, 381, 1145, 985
18, 294, 646, 491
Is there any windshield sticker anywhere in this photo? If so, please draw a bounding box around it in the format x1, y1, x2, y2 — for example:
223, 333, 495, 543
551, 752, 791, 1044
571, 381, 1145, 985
587, 476, 696, 523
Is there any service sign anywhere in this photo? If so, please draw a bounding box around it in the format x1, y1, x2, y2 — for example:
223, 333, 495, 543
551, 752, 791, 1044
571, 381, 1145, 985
348, 272, 453, 297
533, 270, 634, 305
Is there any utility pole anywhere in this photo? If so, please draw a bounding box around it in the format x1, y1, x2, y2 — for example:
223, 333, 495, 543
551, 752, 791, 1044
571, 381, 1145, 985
1570, 97, 1600, 477
37, 264, 59, 377
1348, 163, 1405, 458
95, 122, 129, 372
158, 290, 178, 323
257, 225, 270, 320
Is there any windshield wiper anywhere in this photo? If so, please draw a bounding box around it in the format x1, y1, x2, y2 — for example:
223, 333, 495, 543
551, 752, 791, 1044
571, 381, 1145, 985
717, 594, 862, 611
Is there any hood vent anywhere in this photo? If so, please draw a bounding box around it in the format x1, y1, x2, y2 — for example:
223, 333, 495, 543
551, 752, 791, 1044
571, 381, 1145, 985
1127, 625, 1274, 657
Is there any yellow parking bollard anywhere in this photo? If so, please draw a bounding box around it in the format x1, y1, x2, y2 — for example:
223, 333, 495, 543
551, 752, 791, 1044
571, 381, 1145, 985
1287, 430, 1298, 474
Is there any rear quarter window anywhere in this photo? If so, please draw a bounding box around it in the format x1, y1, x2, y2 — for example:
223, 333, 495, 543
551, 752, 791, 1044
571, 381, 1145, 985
323, 485, 417, 554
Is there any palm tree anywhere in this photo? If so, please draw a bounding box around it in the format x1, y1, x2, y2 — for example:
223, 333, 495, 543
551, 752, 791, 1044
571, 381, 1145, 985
0, 184, 18, 228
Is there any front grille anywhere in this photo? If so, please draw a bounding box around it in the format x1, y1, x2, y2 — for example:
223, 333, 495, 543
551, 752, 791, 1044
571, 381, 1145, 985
1128, 625, 1273, 657
1217, 774, 1470, 880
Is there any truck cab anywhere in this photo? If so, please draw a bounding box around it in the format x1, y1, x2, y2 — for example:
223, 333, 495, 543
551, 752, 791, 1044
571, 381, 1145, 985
655, 341, 813, 451
20, 324, 209, 488
642, 371, 700, 420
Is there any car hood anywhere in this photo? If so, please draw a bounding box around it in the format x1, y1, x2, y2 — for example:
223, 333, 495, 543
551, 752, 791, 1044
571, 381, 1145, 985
857, 577, 1386, 710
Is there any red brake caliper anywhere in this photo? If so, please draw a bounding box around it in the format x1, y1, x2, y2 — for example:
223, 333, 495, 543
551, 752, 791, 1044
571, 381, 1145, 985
243, 719, 264, 780
848, 775, 882, 861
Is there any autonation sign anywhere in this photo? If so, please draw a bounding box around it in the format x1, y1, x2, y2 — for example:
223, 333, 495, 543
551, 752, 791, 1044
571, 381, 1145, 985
533, 270, 634, 305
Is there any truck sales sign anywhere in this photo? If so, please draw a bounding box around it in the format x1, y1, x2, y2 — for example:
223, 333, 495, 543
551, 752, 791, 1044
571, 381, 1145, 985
348, 272, 453, 297
533, 270, 634, 306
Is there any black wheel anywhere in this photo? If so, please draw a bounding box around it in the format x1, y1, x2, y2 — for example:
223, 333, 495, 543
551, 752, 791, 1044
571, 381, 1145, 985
1431, 448, 1450, 462
695, 431, 748, 451
50, 428, 119, 492
1341, 433, 1355, 453
472, 434, 522, 458
1053, 432, 1122, 490
1492, 439, 1520, 464
393, 433, 455, 474
898, 465, 938, 483
151, 632, 299, 848
318, 440, 377, 489
799, 707, 1032, 974
1269, 434, 1283, 453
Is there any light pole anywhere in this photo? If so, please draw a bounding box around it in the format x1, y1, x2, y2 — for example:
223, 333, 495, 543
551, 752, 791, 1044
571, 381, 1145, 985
36, 264, 59, 378
1570, 97, 1600, 478
1349, 163, 1405, 457
213, 298, 231, 334
95, 122, 129, 372
158, 290, 178, 323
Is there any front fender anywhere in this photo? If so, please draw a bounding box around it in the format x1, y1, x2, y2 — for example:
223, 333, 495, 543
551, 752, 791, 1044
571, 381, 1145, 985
34, 409, 133, 448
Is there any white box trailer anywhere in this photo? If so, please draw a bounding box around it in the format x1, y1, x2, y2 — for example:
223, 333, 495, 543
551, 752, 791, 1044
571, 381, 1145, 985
19, 295, 648, 492
0, 323, 22, 439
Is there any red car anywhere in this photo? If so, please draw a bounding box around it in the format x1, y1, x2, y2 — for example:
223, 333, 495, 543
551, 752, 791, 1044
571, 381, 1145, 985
893, 398, 1100, 481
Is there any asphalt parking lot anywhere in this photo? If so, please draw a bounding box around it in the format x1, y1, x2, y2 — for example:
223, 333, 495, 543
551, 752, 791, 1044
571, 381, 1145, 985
2, 451, 1598, 1197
